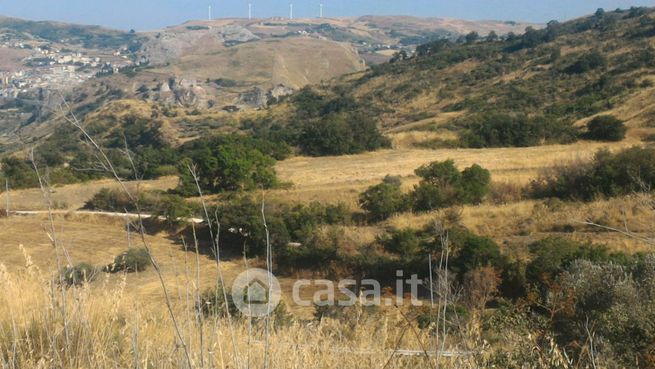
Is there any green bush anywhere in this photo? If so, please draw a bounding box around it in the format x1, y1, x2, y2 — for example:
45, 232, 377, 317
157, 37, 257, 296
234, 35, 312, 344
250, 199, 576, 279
59, 263, 98, 286
176, 134, 278, 195
458, 164, 492, 203
449, 227, 507, 276
526, 237, 611, 285
111, 248, 151, 273
411, 160, 491, 212
379, 229, 422, 256
564, 50, 606, 74
553, 257, 655, 367
0, 157, 39, 189
358, 176, 410, 221
585, 115, 627, 141
298, 112, 390, 156
531, 147, 655, 200
277, 229, 341, 272
461, 113, 577, 148
84, 189, 196, 224
198, 286, 240, 318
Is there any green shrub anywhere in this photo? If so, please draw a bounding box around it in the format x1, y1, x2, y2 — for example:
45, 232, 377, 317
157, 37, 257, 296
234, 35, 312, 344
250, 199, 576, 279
84, 188, 135, 212
449, 227, 507, 276
277, 229, 340, 272
526, 237, 610, 285
585, 115, 627, 141
411, 160, 491, 212
298, 112, 390, 156
358, 178, 410, 221
461, 113, 577, 148
458, 164, 492, 204
111, 248, 151, 272
0, 157, 39, 189
198, 286, 240, 318
85, 189, 196, 224
553, 257, 655, 367
176, 134, 278, 195
531, 147, 655, 200
379, 229, 422, 256
59, 263, 98, 286
564, 50, 606, 74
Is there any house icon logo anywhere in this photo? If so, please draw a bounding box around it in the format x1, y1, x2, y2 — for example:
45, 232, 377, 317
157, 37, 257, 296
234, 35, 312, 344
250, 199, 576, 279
231, 268, 281, 317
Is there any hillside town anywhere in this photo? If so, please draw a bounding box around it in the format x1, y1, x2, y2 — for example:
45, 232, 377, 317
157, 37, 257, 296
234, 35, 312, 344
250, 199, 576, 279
0, 41, 141, 98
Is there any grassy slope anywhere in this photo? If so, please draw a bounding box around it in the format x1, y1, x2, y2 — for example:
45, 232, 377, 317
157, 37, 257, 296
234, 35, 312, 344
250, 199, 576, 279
274, 8, 655, 137
157, 37, 364, 89
0, 15, 139, 49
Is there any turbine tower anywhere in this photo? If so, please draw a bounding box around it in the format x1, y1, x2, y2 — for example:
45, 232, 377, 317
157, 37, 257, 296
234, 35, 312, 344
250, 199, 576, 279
319, 3, 323, 18
208, 4, 212, 20
289, 3, 293, 20
248, 3, 252, 20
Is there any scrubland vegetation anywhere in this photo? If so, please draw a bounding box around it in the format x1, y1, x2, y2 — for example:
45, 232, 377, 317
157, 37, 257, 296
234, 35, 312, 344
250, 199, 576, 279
2, 6, 655, 369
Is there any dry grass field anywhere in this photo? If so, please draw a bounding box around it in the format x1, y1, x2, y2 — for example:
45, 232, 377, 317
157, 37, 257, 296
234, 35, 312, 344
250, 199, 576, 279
157, 37, 364, 89
272, 138, 640, 206
4, 176, 179, 211
0, 212, 327, 318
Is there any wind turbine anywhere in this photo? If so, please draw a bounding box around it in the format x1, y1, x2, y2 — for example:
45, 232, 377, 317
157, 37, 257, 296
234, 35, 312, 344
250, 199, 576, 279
248, 3, 253, 20
208, 4, 212, 20
289, 3, 294, 20
320, 3, 323, 18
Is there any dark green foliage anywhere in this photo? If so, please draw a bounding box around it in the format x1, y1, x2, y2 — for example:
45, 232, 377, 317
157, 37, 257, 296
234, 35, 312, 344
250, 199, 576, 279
59, 263, 98, 286
358, 176, 410, 221
449, 227, 507, 276
212, 197, 350, 259
585, 115, 627, 141
258, 87, 390, 156
198, 286, 240, 318
411, 160, 491, 212
277, 229, 341, 272
84, 188, 196, 224
298, 112, 390, 156
526, 237, 612, 284
212, 197, 289, 257
1, 117, 179, 190
564, 50, 606, 74
83, 188, 135, 212
531, 147, 655, 201
458, 165, 492, 204
461, 113, 578, 148
0, 157, 39, 189
176, 135, 278, 195
551, 257, 655, 367
111, 248, 151, 273
379, 229, 421, 256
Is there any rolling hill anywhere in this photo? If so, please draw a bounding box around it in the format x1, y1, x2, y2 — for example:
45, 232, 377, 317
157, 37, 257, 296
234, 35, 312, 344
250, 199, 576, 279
0, 14, 537, 151
270, 7, 655, 149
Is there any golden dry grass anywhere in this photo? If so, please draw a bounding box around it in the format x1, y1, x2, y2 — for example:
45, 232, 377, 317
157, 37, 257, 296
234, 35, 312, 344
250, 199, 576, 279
386, 194, 655, 256
273, 139, 640, 206
157, 37, 364, 89
3, 176, 179, 211
0, 253, 440, 369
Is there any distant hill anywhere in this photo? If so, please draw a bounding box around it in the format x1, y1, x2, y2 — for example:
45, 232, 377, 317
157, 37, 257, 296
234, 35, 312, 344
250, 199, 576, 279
273, 7, 655, 147
0, 14, 538, 150
0, 15, 141, 50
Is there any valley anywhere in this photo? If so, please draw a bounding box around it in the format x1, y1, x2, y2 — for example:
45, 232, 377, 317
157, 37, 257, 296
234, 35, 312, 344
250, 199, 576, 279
2, 5, 655, 369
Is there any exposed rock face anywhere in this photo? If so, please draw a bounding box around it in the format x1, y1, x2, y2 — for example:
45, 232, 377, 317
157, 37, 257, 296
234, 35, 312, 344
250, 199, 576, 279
238, 87, 266, 108
267, 84, 295, 104
140, 25, 259, 65
237, 84, 296, 108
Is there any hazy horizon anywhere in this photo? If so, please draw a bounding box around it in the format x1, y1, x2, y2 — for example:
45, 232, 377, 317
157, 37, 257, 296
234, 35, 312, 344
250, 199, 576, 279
0, 0, 654, 31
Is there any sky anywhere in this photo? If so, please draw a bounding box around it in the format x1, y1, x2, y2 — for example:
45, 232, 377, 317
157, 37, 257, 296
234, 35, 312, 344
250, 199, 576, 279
0, 0, 654, 31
